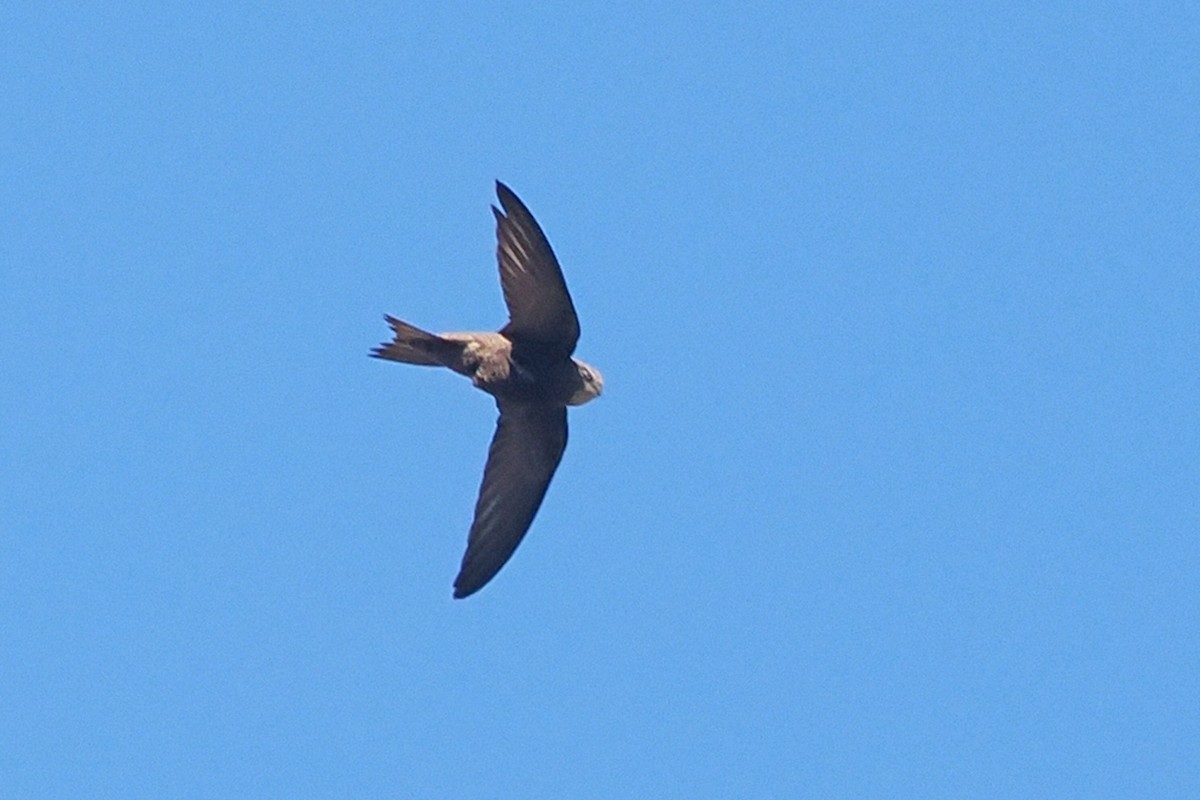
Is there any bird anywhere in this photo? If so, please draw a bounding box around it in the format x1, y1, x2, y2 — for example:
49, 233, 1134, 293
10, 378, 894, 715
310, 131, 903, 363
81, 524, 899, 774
371, 181, 604, 598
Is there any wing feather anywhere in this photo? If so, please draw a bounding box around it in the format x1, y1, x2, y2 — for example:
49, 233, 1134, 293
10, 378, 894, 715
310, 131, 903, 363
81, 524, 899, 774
453, 401, 568, 598
493, 182, 580, 359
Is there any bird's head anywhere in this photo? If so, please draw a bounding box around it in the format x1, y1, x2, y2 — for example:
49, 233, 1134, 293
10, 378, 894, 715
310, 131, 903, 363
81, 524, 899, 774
568, 360, 604, 406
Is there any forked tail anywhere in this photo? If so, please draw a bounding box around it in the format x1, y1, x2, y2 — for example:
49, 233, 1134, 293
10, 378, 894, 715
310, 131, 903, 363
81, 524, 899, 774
370, 315, 462, 366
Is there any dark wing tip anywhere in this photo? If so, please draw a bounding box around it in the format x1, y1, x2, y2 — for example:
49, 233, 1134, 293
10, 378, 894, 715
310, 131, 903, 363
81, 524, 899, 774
452, 566, 488, 599
495, 181, 525, 215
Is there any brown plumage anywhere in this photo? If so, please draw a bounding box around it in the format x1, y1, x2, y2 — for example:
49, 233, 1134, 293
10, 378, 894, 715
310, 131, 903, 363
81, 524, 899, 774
371, 182, 603, 598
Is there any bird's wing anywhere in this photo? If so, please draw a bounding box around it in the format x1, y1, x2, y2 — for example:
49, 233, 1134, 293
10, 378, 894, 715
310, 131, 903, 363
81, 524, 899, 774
453, 401, 568, 598
492, 181, 580, 360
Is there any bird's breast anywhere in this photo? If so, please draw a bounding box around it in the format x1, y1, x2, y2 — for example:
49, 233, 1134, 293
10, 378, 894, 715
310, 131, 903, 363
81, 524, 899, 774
473, 353, 578, 405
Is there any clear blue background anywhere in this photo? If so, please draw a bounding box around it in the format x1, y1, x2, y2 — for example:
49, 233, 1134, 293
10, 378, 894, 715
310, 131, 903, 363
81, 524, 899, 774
3, 3, 1197, 797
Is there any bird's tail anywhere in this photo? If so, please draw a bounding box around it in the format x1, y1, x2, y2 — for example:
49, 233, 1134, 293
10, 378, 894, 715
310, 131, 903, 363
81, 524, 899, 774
370, 315, 463, 367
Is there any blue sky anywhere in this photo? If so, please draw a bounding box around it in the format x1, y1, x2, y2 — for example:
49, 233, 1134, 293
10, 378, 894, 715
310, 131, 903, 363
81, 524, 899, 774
3, 3, 1197, 797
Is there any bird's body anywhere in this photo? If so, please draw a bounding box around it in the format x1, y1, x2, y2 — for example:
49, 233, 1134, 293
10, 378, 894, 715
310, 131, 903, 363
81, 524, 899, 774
371, 182, 603, 598
374, 322, 600, 407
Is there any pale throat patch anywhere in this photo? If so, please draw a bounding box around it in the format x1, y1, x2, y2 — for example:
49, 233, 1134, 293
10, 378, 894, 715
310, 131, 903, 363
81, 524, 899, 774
567, 384, 601, 406
568, 362, 604, 406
